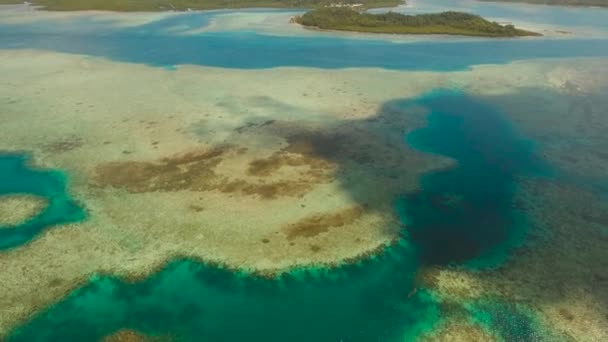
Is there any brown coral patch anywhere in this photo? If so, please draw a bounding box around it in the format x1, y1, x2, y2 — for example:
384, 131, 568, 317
248, 152, 332, 176
94, 144, 334, 199
94, 147, 230, 193
284, 132, 350, 160
43, 136, 84, 153
247, 134, 336, 178
281, 130, 405, 168
283, 206, 364, 240
241, 181, 316, 199
102, 329, 170, 342
243, 138, 336, 198
558, 308, 575, 321
217, 179, 320, 199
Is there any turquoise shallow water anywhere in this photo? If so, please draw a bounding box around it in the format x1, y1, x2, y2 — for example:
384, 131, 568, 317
0, 154, 85, 250
7, 91, 553, 341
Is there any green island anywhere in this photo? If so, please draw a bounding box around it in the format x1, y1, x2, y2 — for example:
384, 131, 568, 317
0, 0, 401, 11
479, 0, 608, 7
295, 8, 540, 37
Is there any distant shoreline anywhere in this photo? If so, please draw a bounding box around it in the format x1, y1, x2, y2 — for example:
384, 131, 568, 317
2, 0, 608, 13
1, 0, 607, 12
0, 0, 403, 12
478, 0, 608, 8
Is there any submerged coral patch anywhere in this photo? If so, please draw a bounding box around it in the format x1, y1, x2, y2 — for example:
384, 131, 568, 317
94, 147, 230, 193
0, 154, 85, 249
42, 136, 84, 154
95, 144, 335, 199
102, 329, 173, 342
0, 195, 48, 227
284, 206, 364, 240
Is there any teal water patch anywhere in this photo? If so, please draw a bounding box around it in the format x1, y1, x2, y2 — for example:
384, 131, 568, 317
395, 90, 549, 268
7, 91, 554, 340
8, 243, 445, 341
0, 154, 85, 249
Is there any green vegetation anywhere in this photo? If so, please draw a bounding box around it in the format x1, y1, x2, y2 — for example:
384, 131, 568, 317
295, 8, 540, 37
479, 0, 608, 7
0, 0, 401, 11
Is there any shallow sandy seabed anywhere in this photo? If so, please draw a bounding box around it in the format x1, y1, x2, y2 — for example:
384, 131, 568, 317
0, 50, 607, 339
0, 195, 48, 227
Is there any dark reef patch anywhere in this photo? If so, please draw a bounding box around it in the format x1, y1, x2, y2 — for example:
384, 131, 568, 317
95, 147, 231, 193
246, 140, 334, 179
283, 206, 364, 240
240, 90, 549, 267
41, 136, 84, 154
0, 153, 85, 250
95, 143, 335, 199
102, 329, 175, 342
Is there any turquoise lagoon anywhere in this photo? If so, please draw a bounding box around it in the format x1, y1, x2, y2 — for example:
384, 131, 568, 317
1, 2, 607, 341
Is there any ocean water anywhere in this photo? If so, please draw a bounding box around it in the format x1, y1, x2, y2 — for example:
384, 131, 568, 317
7, 91, 552, 341
397, 90, 550, 268
1, 3, 606, 340
0, 154, 85, 249
1, 10, 608, 71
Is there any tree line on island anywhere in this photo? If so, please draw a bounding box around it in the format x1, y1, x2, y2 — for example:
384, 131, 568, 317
295, 8, 541, 37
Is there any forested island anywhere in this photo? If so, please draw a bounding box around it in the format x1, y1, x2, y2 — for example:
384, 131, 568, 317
295, 8, 540, 37
479, 0, 608, 7
0, 0, 401, 11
